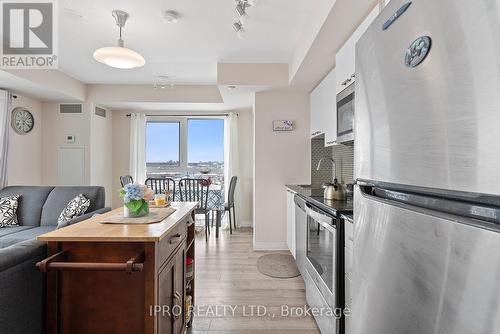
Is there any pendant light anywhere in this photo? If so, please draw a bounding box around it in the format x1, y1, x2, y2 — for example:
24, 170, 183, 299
93, 10, 145, 69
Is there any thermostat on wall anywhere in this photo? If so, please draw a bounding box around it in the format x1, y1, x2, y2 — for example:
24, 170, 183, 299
273, 120, 294, 131
65, 135, 75, 143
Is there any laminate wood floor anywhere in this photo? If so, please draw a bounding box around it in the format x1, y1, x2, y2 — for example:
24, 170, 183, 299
187, 227, 320, 333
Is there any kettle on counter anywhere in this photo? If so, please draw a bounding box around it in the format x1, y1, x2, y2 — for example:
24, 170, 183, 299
323, 179, 346, 200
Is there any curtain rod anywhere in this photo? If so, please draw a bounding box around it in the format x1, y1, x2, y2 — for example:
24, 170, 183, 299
125, 113, 235, 117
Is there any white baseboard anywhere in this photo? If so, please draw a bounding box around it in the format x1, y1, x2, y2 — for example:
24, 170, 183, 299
237, 220, 253, 227
253, 241, 288, 251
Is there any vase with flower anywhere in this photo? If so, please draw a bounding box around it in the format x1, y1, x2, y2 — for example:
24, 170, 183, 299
119, 183, 155, 218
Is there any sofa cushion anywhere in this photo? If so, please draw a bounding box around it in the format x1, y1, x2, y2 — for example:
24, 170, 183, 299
0, 239, 46, 334
0, 226, 33, 238
40, 186, 105, 226
0, 195, 20, 227
0, 226, 55, 248
57, 194, 90, 227
0, 186, 54, 227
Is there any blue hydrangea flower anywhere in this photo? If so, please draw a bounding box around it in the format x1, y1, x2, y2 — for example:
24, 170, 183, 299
123, 183, 145, 203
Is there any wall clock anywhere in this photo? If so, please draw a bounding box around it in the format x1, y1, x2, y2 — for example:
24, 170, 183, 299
11, 107, 34, 134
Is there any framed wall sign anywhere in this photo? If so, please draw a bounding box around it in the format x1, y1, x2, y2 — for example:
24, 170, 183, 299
273, 120, 294, 131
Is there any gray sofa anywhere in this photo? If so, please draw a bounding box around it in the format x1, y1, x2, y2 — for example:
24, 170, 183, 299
0, 186, 110, 334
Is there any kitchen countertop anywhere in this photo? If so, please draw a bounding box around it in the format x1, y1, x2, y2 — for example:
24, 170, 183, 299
38, 202, 198, 242
286, 184, 353, 217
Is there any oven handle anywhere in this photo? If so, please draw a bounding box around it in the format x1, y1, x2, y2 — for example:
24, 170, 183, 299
305, 206, 336, 233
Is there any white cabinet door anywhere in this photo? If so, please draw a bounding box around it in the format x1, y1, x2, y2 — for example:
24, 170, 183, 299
336, 36, 356, 94
322, 69, 337, 146
286, 189, 296, 258
310, 85, 324, 138
311, 67, 337, 141
336, 5, 380, 94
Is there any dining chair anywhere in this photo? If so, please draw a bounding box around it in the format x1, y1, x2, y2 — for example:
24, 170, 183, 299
179, 178, 210, 240
224, 176, 238, 234
145, 177, 176, 200
120, 175, 133, 187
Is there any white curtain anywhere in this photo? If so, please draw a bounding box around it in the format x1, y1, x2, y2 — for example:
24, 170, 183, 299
0, 90, 11, 189
129, 113, 147, 184
223, 112, 240, 229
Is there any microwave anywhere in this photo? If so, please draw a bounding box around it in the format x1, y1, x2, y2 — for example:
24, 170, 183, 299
336, 82, 355, 143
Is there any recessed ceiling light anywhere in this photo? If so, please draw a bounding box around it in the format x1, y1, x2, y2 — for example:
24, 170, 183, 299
163, 10, 181, 24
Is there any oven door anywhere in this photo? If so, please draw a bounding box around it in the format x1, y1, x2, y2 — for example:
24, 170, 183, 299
305, 204, 337, 307
337, 82, 355, 143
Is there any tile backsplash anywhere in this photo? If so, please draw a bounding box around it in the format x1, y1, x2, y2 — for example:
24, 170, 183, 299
311, 137, 354, 188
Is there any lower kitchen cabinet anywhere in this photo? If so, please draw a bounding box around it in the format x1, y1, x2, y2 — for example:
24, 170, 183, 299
286, 189, 296, 258
158, 241, 186, 334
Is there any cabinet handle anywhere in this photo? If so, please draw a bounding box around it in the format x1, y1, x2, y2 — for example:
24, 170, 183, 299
351, 74, 356, 78
342, 80, 347, 86
173, 291, 182, 319
169, 233, 182, 244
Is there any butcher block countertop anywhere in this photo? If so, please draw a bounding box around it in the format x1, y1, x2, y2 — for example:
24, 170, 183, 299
37, 202, 198, 242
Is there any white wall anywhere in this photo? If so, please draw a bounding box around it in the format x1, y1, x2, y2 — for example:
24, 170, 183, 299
7, 95, 43, 185
41, 102, 91, 185
111, 110, 131, 208
235, 108, 254, 227
253, 90, 310, 250
90, 106, 113, 207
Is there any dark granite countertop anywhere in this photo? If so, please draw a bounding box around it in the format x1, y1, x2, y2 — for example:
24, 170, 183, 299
286, 184, 353, 217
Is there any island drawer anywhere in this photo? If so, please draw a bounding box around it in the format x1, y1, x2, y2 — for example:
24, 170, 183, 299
157, 220, 188, 267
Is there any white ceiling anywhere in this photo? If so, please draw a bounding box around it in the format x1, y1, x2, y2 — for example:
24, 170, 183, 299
59, 0, 314, 85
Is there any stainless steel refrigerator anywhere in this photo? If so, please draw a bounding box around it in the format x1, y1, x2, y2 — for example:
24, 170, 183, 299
353, 0, 500, 333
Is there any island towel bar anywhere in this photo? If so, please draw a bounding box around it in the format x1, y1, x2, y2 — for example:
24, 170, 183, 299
36, 250, 145, 274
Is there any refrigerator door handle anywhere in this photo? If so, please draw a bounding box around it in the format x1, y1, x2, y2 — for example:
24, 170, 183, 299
358, 185, 500, 231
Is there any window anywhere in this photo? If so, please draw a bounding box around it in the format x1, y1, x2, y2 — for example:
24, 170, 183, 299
187, 119, 224, 175
145, 118, 224, 179
146, 121, 180, 177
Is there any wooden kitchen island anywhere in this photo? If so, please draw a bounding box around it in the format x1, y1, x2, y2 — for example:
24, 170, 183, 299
37, 202, 197, 334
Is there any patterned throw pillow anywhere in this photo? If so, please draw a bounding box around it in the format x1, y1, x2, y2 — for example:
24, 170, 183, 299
0, 195, 20, 228
57, 194, 90, 227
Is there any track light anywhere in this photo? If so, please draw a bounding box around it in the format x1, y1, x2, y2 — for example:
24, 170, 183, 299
234, 1, 250, 24
233, 21, 245, 39
235, 2, 248, 24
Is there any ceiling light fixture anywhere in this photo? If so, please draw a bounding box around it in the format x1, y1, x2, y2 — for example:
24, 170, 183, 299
93, 10, 145, 69
154, 75, 174, 90
233, 21, 245, 39
163, 10, 181, 24
235, 2, 249, 24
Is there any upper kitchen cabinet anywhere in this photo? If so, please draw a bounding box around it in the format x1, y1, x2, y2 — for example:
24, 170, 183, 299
310, 67, 337, 143
336, 5, 380, 94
